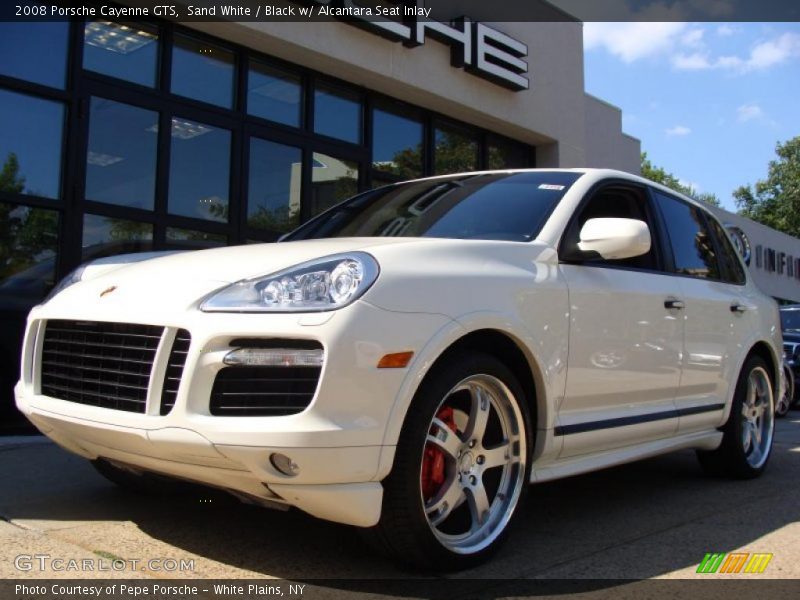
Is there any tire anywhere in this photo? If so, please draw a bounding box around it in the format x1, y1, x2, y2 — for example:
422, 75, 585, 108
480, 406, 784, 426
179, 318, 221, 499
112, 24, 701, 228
92, 459, 194, 496
697, 356, 775, 479
364, 352, 533, 571
775, 363, 794, 417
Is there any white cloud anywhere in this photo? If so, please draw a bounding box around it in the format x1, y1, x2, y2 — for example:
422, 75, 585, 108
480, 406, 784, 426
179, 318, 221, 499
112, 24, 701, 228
671, 32, 800, 73
665, 125, 692, 137
736, 103, 764, 122
746, 33, 800, 70
716, 24, 739, 36
584, 21, 800, 76
682, 28, 705, 47
584, 22, 688, 63
672, 52, 713, 70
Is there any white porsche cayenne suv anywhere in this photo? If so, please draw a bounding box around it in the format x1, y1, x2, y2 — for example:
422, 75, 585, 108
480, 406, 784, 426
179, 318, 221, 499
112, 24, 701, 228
16, 169, 783, 570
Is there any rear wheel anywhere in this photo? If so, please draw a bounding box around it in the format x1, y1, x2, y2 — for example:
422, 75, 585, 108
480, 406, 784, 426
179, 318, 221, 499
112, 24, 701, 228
775, 363, 794, 417
366, 353, 532, 571
697, 356, 775, 479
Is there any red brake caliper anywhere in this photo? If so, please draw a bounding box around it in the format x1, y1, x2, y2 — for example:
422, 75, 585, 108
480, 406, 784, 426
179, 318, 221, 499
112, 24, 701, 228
422, 406, 457, 501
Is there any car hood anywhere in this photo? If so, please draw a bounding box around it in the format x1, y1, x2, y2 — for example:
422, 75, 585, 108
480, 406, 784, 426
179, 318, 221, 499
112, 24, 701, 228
38, 236, 556, 318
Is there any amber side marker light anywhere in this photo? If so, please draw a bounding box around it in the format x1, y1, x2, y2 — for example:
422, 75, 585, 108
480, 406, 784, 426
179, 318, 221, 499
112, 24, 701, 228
377, 351, 415, 368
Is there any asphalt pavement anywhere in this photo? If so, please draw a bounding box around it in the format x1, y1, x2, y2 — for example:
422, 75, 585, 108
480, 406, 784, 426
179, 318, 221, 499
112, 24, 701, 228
2, 413, 799, 596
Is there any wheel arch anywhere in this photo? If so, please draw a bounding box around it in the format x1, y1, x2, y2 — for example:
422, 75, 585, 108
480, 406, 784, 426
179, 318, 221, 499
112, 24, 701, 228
376, 320, 559, 482
719, 339, 782, 425
748, 340, 780, 396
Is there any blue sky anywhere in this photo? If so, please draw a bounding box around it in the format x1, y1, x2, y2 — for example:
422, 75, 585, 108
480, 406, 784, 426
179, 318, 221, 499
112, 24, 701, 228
582, 22, 800, 211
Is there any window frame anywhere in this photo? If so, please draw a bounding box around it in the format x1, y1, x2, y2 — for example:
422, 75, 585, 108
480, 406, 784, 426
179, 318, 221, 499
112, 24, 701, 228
0, 15, 536, 286
649, 187, 735, 284
558, 179, 668, 275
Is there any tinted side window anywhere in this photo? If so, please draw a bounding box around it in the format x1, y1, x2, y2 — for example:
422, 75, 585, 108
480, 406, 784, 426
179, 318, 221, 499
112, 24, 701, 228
706, 217, 746, 285
654, 192, 720, 280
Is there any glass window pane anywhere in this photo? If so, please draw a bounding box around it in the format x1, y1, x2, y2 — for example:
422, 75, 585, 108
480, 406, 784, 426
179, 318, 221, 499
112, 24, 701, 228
373, 108, 422, 178
82, 214, 153, 260
0, 88, 64, 199
311, 153, 359, 216
488, 138, 530, 170
434, 125, 478, 175
0, 203, 59, 310
248, 61, 302, 127
0, 22, 68, 88
171, 34, 234, 108
654, 192, 720, 279
248, 138, 302, 233
287, 172, 581, 243
707, 217, 746, 285
314, 84, 361, 144
166, 227, 226, 249
168, 118, 231, 222
83, 21, 159, 87
85, 98, 158, 210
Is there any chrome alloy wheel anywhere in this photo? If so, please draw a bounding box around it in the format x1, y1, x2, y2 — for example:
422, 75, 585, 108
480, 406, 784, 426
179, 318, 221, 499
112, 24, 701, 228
741, 366, 775, 468
420, 374, 526, 555
775, 363, 794, 417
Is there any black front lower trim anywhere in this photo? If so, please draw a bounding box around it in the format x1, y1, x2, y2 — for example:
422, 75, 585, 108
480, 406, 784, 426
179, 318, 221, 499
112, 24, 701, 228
554, 404, 725, 436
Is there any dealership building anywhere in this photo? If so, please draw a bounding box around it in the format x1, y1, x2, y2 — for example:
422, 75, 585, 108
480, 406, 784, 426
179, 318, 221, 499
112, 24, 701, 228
0, 7, 798, 424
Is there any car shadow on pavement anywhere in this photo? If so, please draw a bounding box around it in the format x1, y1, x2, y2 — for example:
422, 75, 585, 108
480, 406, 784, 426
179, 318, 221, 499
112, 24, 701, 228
2, 418, 799, 596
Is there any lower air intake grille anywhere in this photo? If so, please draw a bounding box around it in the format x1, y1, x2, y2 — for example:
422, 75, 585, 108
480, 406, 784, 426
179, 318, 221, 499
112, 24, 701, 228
160, 329, 191, 415
40, 320, 163, 413
210, 366, 321, 416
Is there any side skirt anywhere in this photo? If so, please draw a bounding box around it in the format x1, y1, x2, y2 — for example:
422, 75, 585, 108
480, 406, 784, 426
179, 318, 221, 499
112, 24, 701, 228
530, 430, 723, 483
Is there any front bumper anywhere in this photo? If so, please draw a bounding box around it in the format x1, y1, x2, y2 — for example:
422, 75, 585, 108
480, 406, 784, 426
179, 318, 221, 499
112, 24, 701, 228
15, 300, 453, 526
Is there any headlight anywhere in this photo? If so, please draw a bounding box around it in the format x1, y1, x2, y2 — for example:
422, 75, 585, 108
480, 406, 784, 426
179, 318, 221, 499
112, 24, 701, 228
43, 265, 88, 304
200, 252, 379, 313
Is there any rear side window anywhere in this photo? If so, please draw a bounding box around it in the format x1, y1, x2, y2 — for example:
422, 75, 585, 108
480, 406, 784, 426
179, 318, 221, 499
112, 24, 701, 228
706, 217, 746, 285
653, 191, 720, 280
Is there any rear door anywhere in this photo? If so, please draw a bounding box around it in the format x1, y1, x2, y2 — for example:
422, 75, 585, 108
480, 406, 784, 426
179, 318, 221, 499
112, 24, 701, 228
651, 191, 753, 433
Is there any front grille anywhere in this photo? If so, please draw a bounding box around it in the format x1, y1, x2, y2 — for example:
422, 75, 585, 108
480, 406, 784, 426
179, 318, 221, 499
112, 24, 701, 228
40, 320, 163, 413
210, 366, 321, 416
160, 330, 191, 415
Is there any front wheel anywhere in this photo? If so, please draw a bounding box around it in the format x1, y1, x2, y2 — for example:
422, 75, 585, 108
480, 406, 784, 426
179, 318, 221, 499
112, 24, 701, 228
366, 353, 532, 571
697, 356, 775, 479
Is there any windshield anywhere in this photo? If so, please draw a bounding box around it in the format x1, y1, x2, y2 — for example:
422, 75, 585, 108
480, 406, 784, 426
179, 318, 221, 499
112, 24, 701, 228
782, 309, 800, 333
284, 171, 582, 243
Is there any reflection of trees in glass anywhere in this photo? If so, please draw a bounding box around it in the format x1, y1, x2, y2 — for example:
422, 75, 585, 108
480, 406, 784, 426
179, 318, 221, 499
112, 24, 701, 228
248, 205, 300, 233
333, 172, 358, 203
690, 208, 720, 279
108, 219, 152, 241
381, 143, 424, 179
1, 153, 25, 194
434, 130, 477, 175
487, 146, 508, 170
0, 153, 58, 281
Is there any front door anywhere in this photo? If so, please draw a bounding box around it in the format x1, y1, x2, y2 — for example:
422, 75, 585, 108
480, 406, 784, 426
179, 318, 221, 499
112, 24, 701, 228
557, 183, 683, 458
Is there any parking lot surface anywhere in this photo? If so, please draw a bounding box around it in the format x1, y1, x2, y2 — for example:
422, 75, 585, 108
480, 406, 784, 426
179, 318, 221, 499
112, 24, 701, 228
2, 415, 799, 593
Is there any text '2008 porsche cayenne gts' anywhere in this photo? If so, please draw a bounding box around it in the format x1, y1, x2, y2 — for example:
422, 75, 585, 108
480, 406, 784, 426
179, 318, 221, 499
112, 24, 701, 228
16, 169, 783, 570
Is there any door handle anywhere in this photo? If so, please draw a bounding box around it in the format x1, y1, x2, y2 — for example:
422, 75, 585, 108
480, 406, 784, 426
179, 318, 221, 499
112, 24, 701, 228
664, 299, 685, 310
730, 303, 750, 313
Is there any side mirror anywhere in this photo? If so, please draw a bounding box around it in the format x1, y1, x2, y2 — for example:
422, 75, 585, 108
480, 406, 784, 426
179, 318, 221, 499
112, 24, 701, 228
577, 218, 651, 260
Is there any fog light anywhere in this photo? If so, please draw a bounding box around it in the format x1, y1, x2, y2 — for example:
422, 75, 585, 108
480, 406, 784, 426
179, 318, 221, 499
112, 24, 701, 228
270, 453, 299, 477
223, 347, 323, 367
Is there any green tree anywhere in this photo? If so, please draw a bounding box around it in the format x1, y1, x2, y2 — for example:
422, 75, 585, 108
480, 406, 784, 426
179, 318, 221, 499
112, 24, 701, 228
0, 153, 58, 281
640, 152, 720, 206
733, 136, 800, 237
0, 153, 25, 194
